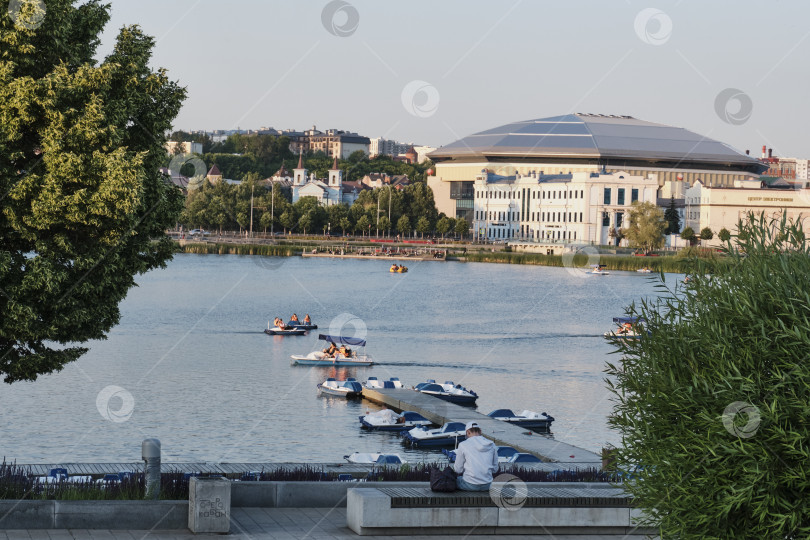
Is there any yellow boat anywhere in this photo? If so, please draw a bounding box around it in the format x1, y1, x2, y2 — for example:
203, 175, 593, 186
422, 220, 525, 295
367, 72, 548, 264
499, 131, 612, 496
389, 265, 408, 273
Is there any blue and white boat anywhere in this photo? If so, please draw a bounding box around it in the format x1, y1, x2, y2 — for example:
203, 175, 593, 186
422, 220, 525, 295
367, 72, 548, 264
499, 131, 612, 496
604, 316, 644, 338
343, 452, 407, 465
364, 377, 403, 389
444, 446, 520, 464
414, 380, 478, 405
358, 409, 432, 431
317, 378, 363, 398
487, 409, 555, 432
291, 334, 373, 366
401, 422, 467, 447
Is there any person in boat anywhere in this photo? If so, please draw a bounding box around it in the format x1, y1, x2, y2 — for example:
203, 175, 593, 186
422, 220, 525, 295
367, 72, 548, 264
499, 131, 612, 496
290, 314, 299, 323
323, 342, 337, 357
390, 264, 398, 271
303, 314, 311, 324
453, 421, 498, 491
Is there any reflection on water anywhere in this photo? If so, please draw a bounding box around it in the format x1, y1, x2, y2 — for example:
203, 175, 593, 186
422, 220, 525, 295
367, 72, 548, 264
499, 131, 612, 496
0, 254, 669, 463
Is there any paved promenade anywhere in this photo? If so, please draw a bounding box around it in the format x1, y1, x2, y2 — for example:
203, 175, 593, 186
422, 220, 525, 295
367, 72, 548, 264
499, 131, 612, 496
0, 507, 654, 539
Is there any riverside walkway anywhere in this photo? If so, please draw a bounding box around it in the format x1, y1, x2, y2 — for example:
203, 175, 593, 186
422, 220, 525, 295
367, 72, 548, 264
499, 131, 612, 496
0, 508, 654, 539
361, 387, 602, 464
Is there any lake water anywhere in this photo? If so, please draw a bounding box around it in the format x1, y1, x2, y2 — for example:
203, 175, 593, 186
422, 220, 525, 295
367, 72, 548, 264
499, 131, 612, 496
0, 254, 670, 464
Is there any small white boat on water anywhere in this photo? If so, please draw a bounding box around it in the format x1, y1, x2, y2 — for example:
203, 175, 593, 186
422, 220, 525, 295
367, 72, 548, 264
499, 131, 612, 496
343, 452, 407, 465
358, 409, 432, 431
401, 422, 467, 447
292, 334, 373, 366
636, 267, 652, 273
317, 377, 363, 398
590, 264, 610, 275
487, 409, 555, 432
364, 377, 403, 389
414, 380, 478, 406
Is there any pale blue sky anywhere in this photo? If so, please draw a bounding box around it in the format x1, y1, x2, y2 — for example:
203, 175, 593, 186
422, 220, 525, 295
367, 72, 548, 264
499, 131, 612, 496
98, 1, 810, 157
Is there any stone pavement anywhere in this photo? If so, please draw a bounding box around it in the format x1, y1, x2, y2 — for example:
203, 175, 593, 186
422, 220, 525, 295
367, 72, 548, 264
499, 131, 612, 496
0, 507, 654, 539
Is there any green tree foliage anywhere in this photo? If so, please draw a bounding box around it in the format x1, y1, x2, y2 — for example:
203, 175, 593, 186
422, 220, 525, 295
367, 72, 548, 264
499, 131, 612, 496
680, 226, 696, 245
378, 215, 391, 236
621, 201, 666, 253
606, 213, 810, 538
339, 217, 352, 235
436, 216, 451, 237
355, 214, 370, 236
718, 227, 731, 242
397, 215, 411, 236
0, 1, 185, 383
416, 216, 431, 237
664, 195, 681, 234
700, 226, 714, 242
454, 217, 469, 238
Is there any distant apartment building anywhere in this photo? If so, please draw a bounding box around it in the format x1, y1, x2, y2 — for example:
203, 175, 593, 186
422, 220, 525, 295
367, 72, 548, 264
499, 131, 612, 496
287, 126, 370, 159
369, 137, 410, 158
165, 141, 203, 155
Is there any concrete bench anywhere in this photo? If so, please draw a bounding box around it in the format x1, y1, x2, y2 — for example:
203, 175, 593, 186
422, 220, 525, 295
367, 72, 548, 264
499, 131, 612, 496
347, 484, 656, 537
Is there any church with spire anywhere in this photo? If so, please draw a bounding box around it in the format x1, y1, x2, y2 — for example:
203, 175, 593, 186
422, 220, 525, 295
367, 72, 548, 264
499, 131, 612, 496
291, 152, 364, 206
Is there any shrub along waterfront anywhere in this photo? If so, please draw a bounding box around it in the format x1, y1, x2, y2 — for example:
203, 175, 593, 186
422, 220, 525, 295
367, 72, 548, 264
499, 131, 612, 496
606, 213, 810, 538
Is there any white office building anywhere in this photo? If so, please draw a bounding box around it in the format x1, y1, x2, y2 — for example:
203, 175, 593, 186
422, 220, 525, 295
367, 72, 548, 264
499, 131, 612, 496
473, 170, 658, 245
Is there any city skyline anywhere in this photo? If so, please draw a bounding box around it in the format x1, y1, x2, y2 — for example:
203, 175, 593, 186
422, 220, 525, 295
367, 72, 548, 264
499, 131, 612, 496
97, 1, 810, 157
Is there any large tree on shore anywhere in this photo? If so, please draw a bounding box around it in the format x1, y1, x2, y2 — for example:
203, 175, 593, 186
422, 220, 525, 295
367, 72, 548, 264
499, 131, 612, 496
606, 213, 810, 538
621, 201, 666, 254
0, 1, 185, 382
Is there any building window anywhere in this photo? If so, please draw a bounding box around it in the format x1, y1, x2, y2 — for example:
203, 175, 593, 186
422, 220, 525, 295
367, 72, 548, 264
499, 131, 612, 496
631, 188, 639, 203
602, 211, 610, 226
604, 187, 611, 205
579, 212, 583, 222
616, 212, 624, 228
617, 188, 625, 205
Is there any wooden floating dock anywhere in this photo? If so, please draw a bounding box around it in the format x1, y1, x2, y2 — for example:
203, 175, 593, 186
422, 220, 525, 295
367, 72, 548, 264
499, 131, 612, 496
361, 387, 602, 465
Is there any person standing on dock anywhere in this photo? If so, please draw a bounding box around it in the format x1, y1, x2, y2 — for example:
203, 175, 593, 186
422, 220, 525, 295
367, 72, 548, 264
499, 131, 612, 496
453, 422, 498, 491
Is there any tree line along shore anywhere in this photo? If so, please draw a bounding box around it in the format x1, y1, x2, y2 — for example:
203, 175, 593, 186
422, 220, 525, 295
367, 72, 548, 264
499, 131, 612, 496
177, 239, 725, 274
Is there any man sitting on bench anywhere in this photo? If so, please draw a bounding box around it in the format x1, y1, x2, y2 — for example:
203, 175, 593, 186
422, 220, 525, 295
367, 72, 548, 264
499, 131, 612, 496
453, 421, 498, 491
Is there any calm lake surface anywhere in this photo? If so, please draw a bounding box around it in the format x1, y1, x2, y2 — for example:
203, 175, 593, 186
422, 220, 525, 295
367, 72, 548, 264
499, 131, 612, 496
0, 254, 673, 464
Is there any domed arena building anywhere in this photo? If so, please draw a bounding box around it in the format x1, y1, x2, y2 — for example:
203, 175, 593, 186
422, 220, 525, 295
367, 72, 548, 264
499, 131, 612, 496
427, 114, 770, 245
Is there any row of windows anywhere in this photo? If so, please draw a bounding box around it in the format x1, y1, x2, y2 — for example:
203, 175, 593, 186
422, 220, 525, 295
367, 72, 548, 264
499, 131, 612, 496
476, 211, 518, 221
477, 189, 587, 200
475, 211, 584, 223
603, 187, 639, 205
476, 187, 642, 205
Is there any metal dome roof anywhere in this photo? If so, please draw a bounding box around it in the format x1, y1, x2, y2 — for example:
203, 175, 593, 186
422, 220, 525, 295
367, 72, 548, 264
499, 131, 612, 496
429, 114, 761, 169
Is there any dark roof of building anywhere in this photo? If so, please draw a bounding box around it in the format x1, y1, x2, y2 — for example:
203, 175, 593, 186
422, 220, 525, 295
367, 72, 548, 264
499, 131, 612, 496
207, 164, 222, 176
429, 114, 764, 171
342, 180, 369, 193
